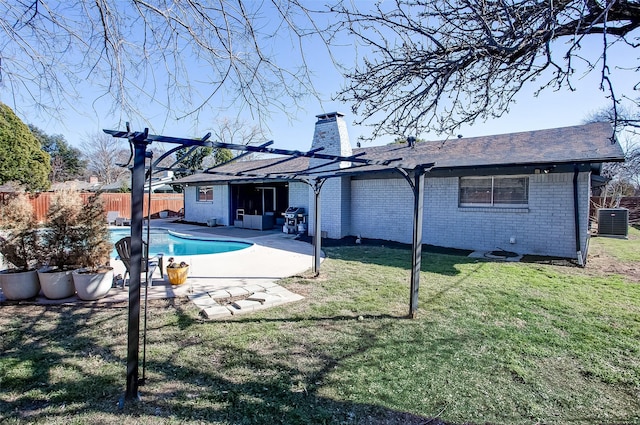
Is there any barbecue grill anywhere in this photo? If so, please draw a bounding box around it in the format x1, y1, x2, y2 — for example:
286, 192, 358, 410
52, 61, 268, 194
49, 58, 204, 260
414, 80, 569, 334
282, 207, 307, 234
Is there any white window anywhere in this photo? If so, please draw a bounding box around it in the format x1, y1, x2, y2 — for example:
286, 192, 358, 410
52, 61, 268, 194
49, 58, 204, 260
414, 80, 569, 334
459, 176, 528, 207
196, 186, 213, 202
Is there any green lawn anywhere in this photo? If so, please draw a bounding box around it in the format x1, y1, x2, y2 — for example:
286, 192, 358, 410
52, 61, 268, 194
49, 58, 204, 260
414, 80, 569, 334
1, 230, 639, 424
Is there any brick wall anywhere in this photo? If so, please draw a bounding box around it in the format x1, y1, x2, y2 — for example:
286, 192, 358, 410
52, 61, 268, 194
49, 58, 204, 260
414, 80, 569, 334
184, 184, 229, 225
425, 173, 589, 257
288, 181, 309, 212
349, 172, 590, 259
309, 177, 351, 238
350, 178, 413, 242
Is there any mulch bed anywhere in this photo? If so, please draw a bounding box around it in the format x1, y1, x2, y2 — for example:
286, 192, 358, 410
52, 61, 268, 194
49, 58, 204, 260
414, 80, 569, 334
295, 234, 474, 256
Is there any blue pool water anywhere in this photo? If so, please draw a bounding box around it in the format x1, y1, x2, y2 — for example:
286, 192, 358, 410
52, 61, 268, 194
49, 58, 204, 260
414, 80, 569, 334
109, 228, 252, 257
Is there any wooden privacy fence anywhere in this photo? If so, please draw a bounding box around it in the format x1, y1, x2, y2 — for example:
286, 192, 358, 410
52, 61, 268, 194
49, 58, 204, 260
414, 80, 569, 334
0, 192, 183, 223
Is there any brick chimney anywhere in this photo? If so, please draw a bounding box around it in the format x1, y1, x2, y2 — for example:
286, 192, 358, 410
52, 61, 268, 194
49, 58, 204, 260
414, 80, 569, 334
308, 112, 352, 239
309, 112, 352, 171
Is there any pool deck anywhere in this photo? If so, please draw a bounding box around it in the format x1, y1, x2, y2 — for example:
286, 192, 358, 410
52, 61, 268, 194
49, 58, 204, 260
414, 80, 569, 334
0, 220, 320, 319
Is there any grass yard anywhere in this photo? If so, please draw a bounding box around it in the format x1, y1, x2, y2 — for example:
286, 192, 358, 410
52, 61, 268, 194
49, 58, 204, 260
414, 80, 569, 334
1, 230, 640, 424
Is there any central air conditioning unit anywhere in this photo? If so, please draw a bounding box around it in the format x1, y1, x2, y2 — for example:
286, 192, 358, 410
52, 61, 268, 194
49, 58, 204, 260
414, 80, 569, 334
597, 208, 629, 237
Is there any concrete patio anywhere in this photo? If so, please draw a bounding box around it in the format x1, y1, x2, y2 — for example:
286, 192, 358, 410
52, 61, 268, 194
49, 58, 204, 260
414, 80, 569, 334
0, 219, 319, 319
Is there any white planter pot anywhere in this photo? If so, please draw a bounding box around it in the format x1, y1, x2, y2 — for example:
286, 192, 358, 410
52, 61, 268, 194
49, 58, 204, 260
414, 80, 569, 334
0, 270, 40, 300
72, 267, 114, 301
38, 268, 76, 300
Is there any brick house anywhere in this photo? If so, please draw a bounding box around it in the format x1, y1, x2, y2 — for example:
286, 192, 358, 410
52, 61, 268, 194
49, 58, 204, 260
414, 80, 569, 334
172, 113, 624, 262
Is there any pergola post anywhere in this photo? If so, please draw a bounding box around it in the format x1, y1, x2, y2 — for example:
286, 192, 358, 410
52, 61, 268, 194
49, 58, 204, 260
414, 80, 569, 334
409, 168, 425, 318
312, 178, 324, 275
124, 135, 149, 402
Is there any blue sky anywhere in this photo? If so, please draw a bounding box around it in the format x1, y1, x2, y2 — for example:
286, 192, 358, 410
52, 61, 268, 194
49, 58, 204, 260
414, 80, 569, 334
3, 4, 637, 153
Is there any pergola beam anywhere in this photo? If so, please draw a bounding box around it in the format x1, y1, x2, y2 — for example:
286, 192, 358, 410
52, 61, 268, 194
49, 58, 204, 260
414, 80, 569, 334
204, 141, 275, 172
103, 129, 396, 166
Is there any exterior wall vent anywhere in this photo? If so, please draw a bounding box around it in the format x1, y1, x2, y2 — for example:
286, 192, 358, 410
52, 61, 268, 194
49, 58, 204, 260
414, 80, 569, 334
597, 208, 629, 237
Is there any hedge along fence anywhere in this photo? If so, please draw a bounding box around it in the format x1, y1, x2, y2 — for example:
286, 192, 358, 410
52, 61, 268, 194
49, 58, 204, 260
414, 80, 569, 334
0, 192, 184, 223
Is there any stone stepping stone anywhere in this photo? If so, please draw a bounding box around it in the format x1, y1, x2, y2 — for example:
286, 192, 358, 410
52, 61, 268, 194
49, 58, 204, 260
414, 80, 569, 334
202, 305, 234, 319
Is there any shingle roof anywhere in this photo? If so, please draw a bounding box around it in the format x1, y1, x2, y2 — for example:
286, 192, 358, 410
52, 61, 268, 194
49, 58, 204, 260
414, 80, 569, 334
172, 122, 624, 184
355, 121, 623, 169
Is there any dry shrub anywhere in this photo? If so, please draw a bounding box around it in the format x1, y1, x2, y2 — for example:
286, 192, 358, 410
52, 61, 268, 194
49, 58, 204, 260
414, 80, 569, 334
0, 193, 39, 270
0, 193, 36, 231
40, 189, 85, 269
76, 193, 112, 269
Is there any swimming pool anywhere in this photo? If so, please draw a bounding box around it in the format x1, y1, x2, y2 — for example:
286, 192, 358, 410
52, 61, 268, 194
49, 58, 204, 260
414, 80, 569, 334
109, 228, 253, 257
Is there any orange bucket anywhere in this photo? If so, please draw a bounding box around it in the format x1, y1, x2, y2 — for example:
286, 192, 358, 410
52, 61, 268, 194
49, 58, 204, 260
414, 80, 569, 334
166, 266, 189, 285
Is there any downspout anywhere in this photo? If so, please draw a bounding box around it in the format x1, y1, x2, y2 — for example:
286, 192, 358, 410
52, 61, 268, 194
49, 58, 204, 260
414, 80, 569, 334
573, 165, 585, 267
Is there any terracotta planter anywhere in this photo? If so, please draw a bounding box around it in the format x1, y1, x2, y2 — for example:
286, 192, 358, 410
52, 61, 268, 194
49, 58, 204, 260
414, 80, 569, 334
0, 270, 40, 300
166, 266, 189, 285
38, 268, 76, 300
72, 267, 114, 301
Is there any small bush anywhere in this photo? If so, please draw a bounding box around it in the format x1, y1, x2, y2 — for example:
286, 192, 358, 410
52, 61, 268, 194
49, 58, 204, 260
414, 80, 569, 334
39, 189, 85, 270
0, 194, 39, 270
75, 193, 112, 270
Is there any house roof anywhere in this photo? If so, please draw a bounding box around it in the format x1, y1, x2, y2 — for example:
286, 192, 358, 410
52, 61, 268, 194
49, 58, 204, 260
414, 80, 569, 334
49, 180, 104, 192
357, 121, 623, 170
172, 122, 624, 185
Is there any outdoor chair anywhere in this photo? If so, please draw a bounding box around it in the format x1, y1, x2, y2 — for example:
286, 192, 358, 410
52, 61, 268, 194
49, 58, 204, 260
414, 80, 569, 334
114, 237, 164, 287
115, 216, 131, 226
106, 211, 120, 225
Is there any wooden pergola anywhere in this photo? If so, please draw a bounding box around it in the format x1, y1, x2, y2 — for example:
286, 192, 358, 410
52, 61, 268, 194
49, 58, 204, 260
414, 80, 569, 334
104, 126, 434, 403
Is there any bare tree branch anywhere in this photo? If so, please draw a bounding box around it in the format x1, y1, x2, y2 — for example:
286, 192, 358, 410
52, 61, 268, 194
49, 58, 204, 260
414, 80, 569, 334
585, 104, 640, 192
0, 0, 320, 127
329, 0, 640, 138
207, 115, 268, 161
80, 132, 130, 184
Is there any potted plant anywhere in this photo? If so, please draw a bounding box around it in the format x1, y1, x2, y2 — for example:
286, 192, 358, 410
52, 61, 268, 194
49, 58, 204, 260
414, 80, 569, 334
166, 257, 189, 285
0, 193, 41, 300
37, 189, 84, 299
71, 193, 114, 300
